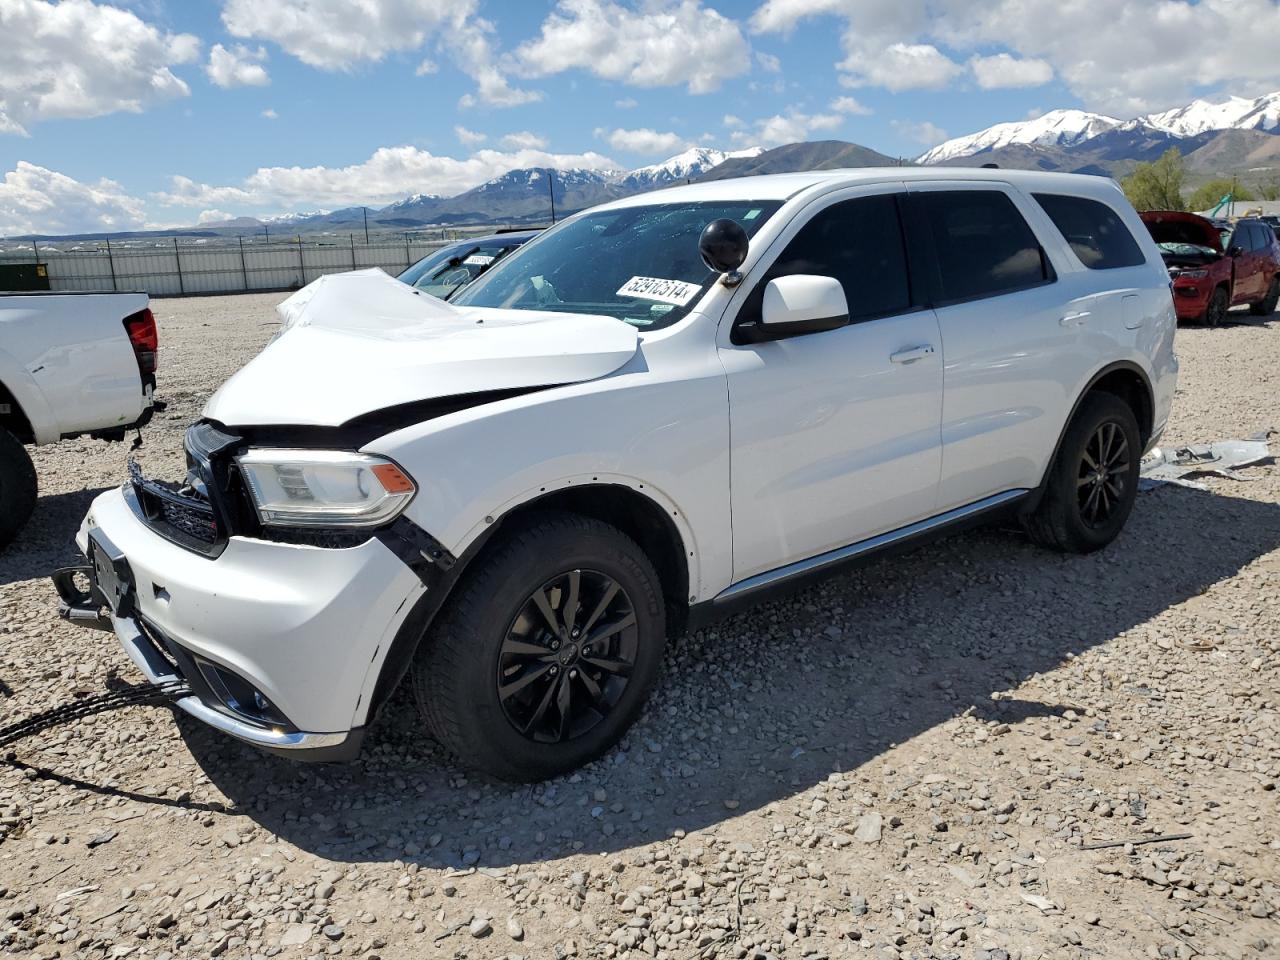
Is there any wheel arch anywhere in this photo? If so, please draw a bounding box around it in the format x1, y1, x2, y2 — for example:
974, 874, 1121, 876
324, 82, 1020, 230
363, 480, 696, 723
0, 378, 35, 444
1030, 360, 1155, 504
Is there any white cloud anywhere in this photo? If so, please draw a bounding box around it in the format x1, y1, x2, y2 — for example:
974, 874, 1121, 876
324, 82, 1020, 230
450, 17, 542, 107
614, 97, 639, 109
969, 53, 1052, 90
750, 0, 1280, 114
262, 108, 279, 119
517, 0, 751, 94
756, 51, 781, 72
455, 125, 487, 146
0, 161, 148, 235
891, 118, 948, 146
841, 42, 962, 91
153, 145, 619, 212
415, 58, 438, 76
206, 43, 270, 88
221, 0, 463, 70
501, 131, 549, 150
731, 110, 842, 148
830, 95, 871, 115
196, 209, 235, 224
595, 127, 689, 154
723, 114, 744, 128
0, 0, 200, 135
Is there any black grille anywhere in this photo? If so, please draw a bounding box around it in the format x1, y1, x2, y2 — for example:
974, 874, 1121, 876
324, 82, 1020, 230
159, 497, 218, 543
127, 460, 223, 554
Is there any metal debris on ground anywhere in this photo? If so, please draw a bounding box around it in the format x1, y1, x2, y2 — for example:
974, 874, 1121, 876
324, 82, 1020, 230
1140, 429, 1274, 491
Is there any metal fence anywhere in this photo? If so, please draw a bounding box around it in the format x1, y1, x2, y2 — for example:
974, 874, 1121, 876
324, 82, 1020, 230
0, 236, 451, 297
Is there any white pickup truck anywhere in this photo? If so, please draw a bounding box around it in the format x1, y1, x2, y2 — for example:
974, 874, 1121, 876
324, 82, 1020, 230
0, 292, 161, 546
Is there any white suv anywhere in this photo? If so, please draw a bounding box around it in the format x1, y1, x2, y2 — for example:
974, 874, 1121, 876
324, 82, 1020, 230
58, 169, 1178, 781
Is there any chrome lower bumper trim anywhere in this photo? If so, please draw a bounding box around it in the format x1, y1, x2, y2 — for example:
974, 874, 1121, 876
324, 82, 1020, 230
112, 614, 349, 751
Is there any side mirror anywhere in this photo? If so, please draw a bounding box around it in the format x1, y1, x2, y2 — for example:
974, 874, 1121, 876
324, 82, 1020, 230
750, 275, 849, 341
1228, 245, 1244, 258
699, 219, 750, 275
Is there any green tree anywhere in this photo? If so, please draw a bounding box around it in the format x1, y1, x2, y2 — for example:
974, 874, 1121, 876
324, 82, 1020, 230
1121, 148, 1186, 211
1187, 178, 1255, 212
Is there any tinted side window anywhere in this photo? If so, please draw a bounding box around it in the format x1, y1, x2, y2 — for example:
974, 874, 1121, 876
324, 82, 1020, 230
738, 194, 911, 327
918, 190, 1051, 302
1032, 193, 1146, 269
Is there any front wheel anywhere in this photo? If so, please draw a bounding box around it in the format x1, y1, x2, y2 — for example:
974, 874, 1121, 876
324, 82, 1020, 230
1023, 392, 1141, 554
1203, 286, 1229, 327
1249, 277, 1279, 316
412, 511, 666, 781
0, 429, 37, 548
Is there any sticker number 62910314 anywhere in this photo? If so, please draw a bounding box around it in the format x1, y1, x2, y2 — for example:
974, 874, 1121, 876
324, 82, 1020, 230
616, 276, 703, 307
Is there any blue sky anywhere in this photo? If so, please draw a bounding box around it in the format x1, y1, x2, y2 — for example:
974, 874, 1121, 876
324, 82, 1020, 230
3, 0, 1279, 234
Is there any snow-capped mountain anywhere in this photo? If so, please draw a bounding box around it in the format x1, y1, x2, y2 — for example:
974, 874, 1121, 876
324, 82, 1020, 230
612, 146, 764, 188
921, 90, 1280, 164
382, 193, 442, 211
1136, 91, 1280, 137
920, 110, 1122, 164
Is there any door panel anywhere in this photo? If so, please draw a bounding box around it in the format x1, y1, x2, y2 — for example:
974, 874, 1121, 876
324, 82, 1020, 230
720, 187, 944, 582
908, 183, 1095, 511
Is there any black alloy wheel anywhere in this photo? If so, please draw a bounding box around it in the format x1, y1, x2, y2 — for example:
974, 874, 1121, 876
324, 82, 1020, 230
412, 511, 665, 781
497, 569, 638, 743
1076, 421, 1130, 529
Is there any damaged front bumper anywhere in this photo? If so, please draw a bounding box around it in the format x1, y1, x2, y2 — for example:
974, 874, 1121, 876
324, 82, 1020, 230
52, 485, 426, 760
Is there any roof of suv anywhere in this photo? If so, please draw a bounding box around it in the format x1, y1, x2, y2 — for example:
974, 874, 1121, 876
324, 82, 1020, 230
597, 167, 1124, 211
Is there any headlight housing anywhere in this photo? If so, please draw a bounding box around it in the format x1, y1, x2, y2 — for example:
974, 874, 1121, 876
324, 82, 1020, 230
1174, 269, 1209, 280
236, 449, 415, 529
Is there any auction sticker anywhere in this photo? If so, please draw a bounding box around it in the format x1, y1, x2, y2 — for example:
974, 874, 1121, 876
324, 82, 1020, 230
463, 254, 495, 267
616, 276, 701, 307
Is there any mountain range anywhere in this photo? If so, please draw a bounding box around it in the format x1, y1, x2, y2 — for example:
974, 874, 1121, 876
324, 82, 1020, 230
920, 90, 1280, 176
199, 146, 766, 235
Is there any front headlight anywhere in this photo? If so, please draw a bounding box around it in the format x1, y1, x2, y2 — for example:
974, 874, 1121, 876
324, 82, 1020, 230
1174, 269, 1209, 280
236, 449, 416, 528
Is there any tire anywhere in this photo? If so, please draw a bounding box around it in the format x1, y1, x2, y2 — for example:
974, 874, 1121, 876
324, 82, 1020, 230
0, 429, 38, 549
411, 510, 666, 781
1203, 285, 1229, 327
1249, 277, 1279, 317
1023, 392, 1141, 554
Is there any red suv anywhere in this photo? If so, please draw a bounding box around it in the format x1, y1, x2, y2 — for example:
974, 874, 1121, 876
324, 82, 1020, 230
1140, 212, 1280, 325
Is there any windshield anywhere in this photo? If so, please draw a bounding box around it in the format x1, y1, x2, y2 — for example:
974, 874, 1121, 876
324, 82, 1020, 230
450, 200, 783, 329
397, 238, 528, 299
1158, 241, 1218, 258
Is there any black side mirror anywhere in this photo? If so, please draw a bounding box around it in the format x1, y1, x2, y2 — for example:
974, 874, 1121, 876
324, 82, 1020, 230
1228, 245, 1244, 258
699, 219, 749, 274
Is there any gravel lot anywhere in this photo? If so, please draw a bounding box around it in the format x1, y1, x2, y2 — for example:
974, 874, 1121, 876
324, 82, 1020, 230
1, 292, 1277, 960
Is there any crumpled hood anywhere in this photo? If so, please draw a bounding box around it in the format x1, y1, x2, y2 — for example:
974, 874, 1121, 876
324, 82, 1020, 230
203, 268, 640, 427
1140, 211, 1224, 253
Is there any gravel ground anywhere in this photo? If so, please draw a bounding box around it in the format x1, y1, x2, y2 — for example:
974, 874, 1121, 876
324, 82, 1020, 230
1, 292, 1277, 960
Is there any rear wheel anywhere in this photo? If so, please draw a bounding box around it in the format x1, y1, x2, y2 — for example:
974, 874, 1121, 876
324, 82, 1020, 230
1023, 392, 1141, 554
0, 429, 37, 548
412, 511, 666, 781
1249, 277, 1279, 316
1203, 286, 1229, 327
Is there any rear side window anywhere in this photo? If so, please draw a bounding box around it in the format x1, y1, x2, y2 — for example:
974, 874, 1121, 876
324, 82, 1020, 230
738, 193, 912, 327
917, 191, 1052, 303
1032, 193, 1146, 270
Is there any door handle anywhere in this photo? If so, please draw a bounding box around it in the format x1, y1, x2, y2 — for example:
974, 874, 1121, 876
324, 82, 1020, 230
889, 344, 936, 364
1059, 311, 1091, 327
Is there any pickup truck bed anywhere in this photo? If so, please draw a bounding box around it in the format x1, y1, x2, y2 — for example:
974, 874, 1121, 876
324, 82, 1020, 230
0, 291, 159, 545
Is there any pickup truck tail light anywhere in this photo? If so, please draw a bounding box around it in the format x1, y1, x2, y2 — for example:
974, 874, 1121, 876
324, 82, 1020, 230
123, 308, 158, 376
